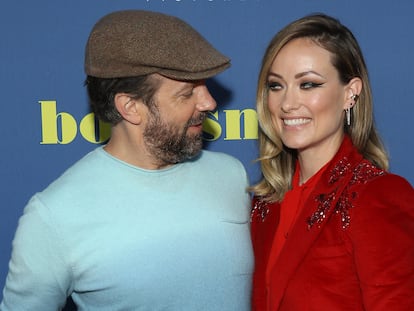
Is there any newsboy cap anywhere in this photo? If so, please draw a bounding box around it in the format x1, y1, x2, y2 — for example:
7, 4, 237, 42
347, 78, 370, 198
84, 10, 230, 80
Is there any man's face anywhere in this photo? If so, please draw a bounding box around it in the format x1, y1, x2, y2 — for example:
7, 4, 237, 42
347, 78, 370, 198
143, 75, 217, 166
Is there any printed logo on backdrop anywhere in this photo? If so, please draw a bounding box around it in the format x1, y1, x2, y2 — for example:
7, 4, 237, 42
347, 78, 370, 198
39, 100, 258, 144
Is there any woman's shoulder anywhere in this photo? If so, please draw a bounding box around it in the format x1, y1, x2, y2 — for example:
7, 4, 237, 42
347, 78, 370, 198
341, 157, 411, 193
353, 167, 413, 196
369, 171, 412, 188
350, 170, 414, 216
329, 158, 413, 228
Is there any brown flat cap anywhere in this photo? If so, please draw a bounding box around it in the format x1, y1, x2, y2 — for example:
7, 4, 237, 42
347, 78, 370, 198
85, 10, 230, 80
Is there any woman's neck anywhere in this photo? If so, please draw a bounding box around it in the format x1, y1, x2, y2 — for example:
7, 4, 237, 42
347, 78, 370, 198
297, 135, 344, 184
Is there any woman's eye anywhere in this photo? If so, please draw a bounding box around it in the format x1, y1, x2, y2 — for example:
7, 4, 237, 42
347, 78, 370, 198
267, 81, 282, 91
301, 82, 323, 89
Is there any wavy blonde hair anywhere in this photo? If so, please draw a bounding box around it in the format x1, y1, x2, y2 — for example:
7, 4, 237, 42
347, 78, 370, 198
249, 13, 389, 202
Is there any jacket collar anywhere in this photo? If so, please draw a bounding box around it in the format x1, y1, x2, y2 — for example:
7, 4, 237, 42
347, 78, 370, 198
266, 136, 364, 310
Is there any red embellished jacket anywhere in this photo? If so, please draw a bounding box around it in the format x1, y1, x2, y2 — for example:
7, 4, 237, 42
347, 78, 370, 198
251, 137, 414, 311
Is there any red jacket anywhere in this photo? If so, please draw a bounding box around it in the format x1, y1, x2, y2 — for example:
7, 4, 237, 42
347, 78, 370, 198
251, 137, 414, 310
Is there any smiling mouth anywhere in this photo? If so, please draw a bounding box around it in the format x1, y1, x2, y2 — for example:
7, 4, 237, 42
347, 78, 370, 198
283, 118, 311, 126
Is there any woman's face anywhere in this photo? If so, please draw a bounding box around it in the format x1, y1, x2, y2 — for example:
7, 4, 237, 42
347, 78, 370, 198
266, 38, 352, 160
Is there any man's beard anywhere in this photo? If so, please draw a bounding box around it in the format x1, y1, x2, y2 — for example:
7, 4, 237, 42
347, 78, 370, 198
143, 108, 206, 166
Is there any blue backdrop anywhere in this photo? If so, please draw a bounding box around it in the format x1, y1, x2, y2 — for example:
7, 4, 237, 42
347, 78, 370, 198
1, 0, 413, 299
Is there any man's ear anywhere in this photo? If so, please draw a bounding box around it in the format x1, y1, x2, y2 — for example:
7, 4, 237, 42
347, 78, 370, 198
344, 77, 363, 110
114, 94, 143, 125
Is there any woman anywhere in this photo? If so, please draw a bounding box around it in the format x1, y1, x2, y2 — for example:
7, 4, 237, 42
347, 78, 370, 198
250, 13, 414, 310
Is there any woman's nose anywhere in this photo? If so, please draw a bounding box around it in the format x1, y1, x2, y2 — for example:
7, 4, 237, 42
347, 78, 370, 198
280, 90, 300, 113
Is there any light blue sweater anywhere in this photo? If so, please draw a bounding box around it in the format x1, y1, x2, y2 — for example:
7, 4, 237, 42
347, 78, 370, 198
1, 148, 253, 310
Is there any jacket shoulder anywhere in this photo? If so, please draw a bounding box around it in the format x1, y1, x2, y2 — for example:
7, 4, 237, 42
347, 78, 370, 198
355, 172, 414, 206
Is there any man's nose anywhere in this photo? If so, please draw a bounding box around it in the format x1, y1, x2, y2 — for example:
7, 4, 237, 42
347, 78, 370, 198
195, 85, 217, 112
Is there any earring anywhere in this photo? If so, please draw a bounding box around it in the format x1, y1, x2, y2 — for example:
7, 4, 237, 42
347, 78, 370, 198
346, 94, 358, 126
346, 108, 351, 126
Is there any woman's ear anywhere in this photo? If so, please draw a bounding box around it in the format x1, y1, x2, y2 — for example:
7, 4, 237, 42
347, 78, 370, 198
114, 94, 143, 125
344, 77, 363, 109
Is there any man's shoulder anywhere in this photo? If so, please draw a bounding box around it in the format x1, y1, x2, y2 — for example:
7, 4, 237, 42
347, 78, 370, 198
39, 147, 105, 195
198, 150, 245, 168
200, 149, 240, 162
194, 150, 248, 185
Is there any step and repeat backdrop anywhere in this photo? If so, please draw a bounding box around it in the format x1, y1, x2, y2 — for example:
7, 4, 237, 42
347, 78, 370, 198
1, 0, 413, 298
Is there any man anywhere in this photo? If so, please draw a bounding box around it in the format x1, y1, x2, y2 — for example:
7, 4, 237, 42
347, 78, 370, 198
0, 10, 253, 310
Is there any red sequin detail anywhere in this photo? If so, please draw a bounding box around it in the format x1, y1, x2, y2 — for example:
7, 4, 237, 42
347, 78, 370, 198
307, 158, 385, 230
251, 200, 270, 222
308, 192, 336, 229
328, 157, 351, 184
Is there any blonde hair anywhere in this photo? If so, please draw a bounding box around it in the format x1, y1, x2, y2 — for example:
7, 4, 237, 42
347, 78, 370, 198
250, 13, 389, 202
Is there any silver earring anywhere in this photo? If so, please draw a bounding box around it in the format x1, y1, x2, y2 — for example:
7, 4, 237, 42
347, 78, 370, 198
346, 94, 358, 126
346, 108, 351, 126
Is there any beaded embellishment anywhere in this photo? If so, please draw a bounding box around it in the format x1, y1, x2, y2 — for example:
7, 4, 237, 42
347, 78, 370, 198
307, 158, 385, 230
307, 191, 336, 229
251, 199, 270, 222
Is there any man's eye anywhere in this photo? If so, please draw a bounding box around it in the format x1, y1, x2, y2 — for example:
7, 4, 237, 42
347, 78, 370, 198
182, 89, 194, 98
267, 81, 282, 91
301, 82, 323, 89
